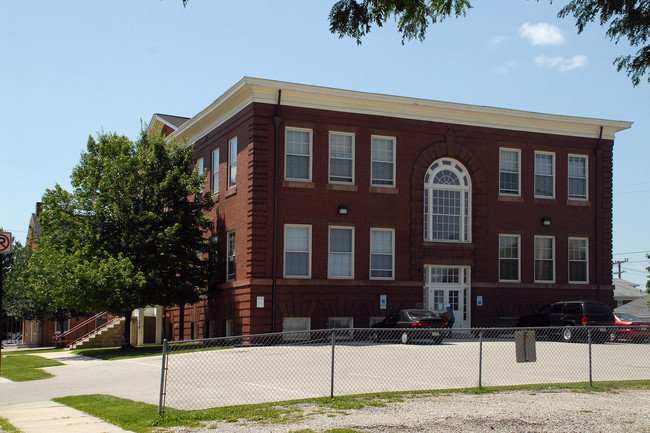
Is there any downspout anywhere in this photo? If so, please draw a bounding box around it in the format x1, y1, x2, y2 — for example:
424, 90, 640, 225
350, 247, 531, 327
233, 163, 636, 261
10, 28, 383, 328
595, 126, 603, 301
271, 90, 283, 332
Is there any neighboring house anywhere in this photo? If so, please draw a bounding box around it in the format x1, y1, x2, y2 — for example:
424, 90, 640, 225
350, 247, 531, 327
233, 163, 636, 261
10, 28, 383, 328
613, 278, 646, 307
148, 77, 632, 340
615, 295, 650, 321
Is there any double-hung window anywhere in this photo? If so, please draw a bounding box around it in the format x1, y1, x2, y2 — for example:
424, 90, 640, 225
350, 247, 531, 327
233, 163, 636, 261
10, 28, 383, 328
285, 128, 312, 181
329, 227, 354, 278
568, 238, 588, 283
371, 136, 395, 187
499, 235, 520, 282
329, 132, 354, 184
534, 236, 555, 282
499, 148, 520, 195
226, 230, 236, 282
370, 228, 394, 279
228, 137, 237, 189
568, 155, 588, 200
211, 148, 219, 194
284, 225, 311, 278
534, 152, 555, 198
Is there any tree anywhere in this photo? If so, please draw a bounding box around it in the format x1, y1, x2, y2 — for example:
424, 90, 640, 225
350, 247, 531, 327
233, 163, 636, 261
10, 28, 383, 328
19, 130, 215, 347
646, 253, 650, 293
325, 0, 650, 86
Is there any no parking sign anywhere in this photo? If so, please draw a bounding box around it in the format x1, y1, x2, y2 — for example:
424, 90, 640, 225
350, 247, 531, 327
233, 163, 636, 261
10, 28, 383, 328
0, 232, 11, 254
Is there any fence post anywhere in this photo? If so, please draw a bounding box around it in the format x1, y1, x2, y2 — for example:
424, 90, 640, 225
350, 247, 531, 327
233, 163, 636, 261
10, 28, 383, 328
587, 327, 594, 387
330, 329, 337, 398
478, 329, 483, 388
159, 339, 169, 416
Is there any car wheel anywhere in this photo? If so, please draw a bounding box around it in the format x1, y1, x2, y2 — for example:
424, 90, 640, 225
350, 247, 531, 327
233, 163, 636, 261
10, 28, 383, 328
562, 327, 574, 343
608, 332, 618, 343
401, 332, 410, 344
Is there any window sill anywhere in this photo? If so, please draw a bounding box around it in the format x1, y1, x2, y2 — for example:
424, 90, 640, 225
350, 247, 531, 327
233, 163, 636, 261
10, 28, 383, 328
498, 195, 523, 203
567, 199, 590, 207
226, 187, 236, 198
369, 186, 398, 194
327, 184, 358, 192
283, 181, 315, 189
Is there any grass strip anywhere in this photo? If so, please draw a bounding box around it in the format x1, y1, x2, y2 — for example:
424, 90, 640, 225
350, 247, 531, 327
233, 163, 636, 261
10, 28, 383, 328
73, 343, 233, 361
54, 381, 650, 433
0, 354, 64, 381
0, 416, 21, 433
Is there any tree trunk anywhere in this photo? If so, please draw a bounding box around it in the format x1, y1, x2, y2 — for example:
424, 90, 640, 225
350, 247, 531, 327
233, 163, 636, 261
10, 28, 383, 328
122, 310, 133, 348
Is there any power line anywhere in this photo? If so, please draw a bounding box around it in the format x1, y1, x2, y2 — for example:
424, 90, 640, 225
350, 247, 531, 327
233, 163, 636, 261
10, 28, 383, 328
613, 251, 649, 256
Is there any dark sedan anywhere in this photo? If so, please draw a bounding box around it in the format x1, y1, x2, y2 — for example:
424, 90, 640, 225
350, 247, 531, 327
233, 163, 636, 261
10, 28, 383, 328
371, 309, 449, 344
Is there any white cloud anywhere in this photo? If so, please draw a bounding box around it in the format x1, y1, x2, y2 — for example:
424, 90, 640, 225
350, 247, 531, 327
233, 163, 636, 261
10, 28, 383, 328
491, 35, 507, 45
519, 22, 566, 45
493, 60, 517, 75
535, 55, 588, 71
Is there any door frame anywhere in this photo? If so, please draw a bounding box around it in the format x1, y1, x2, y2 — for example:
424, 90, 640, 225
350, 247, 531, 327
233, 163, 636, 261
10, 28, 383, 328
423, 265, 471, 328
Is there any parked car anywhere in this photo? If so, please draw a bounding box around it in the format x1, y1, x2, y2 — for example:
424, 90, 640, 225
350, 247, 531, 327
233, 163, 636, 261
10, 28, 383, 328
371, 309, 448, 344
613, 312, 650, 343
516, 300, 615, 343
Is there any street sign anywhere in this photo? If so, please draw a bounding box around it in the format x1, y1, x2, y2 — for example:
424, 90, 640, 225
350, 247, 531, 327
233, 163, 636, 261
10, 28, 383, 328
0, 232, 11, 254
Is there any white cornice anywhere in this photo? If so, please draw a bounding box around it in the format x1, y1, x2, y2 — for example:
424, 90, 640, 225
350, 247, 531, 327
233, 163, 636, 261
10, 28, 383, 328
173, 77, 632, 143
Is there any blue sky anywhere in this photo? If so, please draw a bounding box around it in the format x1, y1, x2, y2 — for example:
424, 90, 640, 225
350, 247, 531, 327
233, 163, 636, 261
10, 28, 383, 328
1, 0, 648, 287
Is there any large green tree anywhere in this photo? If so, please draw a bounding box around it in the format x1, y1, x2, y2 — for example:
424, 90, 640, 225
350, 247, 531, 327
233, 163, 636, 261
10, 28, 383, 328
15, 130, 215, 347
326, 0, 650, 85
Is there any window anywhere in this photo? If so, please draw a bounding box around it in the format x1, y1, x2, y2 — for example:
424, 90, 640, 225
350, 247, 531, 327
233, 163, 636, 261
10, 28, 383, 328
534, 236, 555, 282
371, 136, 395, 187
282, 317, 311, 341
499, 235, 520, 282
499, 148, 520, 195
370, 228, 394, 279
569, 238, 588, 283
535, 152, 555, 198
329, 227, 354, 278
329, 132, 354, 184
211, 148, 219, 194
285, 128, 312, 181
228, 137, 237, 188
284, 225, 311, 278
424, 158, 471, 242
327, 317, 353, 339
226, 230, 236, 281
568, 155, 588, 200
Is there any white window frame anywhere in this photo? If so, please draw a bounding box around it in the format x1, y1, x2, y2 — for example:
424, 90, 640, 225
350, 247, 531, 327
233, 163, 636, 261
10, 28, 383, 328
329, 131, 355, 184
228, 137, 237, 189
284, 225, 312, 278
211, 148, 219, 195
568, 237, 589, 283
226, 230, 236, 282
328, 226, 354, 279
534, 236, 555, 283
282, 317, 311, 341
370, 228, 394, 280
499, 148, 520, 196
534, 151, 555, 199
499, 234, 520, 282
371, 135, 396, 187
285, 127, 313, 182
568, 154, 588, 200
423, 158, 472, 243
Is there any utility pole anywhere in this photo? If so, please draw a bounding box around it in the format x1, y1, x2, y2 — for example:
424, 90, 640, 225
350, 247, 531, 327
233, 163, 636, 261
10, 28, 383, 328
612, 258, 628, 278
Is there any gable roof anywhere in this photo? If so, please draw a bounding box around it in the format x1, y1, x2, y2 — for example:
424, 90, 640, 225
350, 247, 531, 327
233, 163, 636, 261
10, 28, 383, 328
147, 113, 190, 136
171, 77, 633, 145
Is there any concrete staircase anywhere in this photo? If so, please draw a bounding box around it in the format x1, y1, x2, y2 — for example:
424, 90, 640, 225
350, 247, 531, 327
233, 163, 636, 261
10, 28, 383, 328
69, 317, 126, 350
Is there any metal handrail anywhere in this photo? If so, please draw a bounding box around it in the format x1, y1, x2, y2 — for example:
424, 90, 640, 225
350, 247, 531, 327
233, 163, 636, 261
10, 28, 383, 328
52, 312, 120, 347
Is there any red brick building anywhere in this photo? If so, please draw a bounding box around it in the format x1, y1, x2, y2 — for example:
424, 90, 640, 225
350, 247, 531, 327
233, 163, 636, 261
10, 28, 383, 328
150, 77, 632, 340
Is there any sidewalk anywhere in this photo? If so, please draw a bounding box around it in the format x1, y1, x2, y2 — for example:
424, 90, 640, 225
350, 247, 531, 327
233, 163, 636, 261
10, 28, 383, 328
0, 400, 131, 433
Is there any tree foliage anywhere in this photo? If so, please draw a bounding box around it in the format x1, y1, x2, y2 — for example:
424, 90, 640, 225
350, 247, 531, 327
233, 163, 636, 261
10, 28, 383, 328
326, 0, 650, 85
6, 130, 215, 345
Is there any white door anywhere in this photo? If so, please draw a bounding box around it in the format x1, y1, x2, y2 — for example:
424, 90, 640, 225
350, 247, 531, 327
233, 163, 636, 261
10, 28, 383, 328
424, 266, 471, 328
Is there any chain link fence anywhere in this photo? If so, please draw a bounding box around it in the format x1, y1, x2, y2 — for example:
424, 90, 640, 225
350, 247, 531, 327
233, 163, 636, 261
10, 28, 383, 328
158, 326, 650, 414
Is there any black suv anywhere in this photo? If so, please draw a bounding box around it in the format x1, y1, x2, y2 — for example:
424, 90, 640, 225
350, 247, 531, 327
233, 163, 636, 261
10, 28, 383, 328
517, 300, 616, 342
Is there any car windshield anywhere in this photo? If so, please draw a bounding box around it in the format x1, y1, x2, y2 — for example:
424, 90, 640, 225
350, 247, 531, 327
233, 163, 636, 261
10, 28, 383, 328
616, 313, 640, 321
407, 310, 438, 320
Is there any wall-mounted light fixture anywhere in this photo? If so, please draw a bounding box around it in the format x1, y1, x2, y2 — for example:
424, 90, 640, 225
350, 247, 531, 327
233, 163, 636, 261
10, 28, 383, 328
338, 205, 348, 215
542, 217, 551, 226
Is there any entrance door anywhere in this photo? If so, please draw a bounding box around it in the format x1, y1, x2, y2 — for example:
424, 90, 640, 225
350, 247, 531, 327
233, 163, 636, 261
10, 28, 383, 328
424, 266, 471, 328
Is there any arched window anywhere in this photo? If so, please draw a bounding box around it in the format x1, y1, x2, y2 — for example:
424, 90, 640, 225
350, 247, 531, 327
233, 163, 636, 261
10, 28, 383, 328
424, 158, 471, 242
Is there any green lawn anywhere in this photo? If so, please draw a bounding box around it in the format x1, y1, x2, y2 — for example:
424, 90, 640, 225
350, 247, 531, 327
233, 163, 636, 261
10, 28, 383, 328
0, 353, 64, 381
